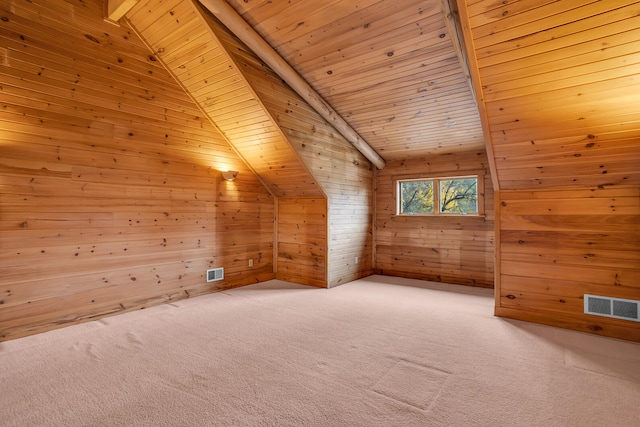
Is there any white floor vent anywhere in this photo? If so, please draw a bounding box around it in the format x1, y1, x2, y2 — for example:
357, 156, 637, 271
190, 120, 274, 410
206, 268, 224, 282
584, 294, 639, 322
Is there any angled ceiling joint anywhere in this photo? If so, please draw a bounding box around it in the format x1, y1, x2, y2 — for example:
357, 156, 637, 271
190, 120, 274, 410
453, 0, 500, 191
105, 0, 139, 24
442, 0, 478, 105
442, 0, 476, 107
198, 0, 386, 170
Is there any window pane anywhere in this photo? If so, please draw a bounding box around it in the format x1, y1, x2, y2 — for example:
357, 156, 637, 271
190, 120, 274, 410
400, 180, 434, 214
439, 178, 477, 214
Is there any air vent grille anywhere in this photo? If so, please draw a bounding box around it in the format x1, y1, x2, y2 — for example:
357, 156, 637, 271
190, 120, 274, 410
587, 296, 611, 315
206, 268, 224, 282
584, 294, 639, 322
613, 300, 638, 320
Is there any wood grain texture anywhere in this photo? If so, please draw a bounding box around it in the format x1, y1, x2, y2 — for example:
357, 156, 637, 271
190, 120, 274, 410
3, 0, 638, 345
201, 6, 375, 288
198, 0, 385, 170
126, 0, 323, 198
459, 0, 640, 341
0, 0, 274, 341
225, 0, 485, 160
126, 0, 374, 288
495, 187, 640, 342
461, 0, 640, 191
375, 150, 495, 288
276, 197, 327, 287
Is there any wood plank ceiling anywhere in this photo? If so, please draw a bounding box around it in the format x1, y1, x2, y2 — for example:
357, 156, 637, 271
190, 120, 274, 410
126, 0, 324, 197
460, 0, 640, 190
120, 0, 485, 188
220, 0, 485, 161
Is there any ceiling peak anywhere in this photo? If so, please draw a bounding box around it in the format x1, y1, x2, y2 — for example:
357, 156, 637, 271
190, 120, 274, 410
198, 0, 386, 170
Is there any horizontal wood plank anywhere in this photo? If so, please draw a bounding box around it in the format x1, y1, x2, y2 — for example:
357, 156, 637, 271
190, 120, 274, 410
0, 0, 275, 340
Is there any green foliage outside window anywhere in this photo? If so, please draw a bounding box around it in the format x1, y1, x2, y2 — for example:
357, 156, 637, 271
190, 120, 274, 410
439, 178, 477, 214
400, 180, 434, 214
398, 176, 478, 216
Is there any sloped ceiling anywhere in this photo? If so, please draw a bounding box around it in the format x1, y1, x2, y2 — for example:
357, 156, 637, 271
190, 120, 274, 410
458, 0, 640, 190
221, 0, 485, 160
125, 0, 324, 197
117, 0, 484, 173
187, 0, 640, 193
114, 0, 638, 194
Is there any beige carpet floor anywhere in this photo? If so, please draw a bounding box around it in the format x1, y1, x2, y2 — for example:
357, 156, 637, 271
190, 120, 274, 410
1, 275, 639, 426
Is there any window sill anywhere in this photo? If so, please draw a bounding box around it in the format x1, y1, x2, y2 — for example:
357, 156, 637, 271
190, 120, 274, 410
394, 213, 486, 219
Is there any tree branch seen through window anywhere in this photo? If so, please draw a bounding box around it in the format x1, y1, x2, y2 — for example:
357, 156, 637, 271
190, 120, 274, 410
400, 180, 433, 214
439, 178, 477, 214
398, 176, 479, 216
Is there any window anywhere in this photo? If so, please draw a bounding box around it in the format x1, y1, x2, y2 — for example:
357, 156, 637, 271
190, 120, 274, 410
397, 174, 481, 216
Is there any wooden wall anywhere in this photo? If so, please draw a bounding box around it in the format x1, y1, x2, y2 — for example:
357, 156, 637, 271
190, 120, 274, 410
497, 187, 640, 340
123, 0, 375, 288
201, 6, 375, 288
246, 59, 375, 288
376, 150, 494, 287
251, 59, 375, 288
0, 0, 274, 341
276, 197, 327, 287
459, 0, 640, 341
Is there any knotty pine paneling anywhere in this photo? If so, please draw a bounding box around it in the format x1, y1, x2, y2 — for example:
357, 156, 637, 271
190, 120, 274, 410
202, 7, 375, 287
276, 197, 327, 287
0, 0, 274, 341
496, 188, 640, 342
227, 0, 485, 159
458, 0, 640, 340
240, 62, 375, 288
126, 0, 323, 198
376, 150, 495, 287
461, 0, 640, 190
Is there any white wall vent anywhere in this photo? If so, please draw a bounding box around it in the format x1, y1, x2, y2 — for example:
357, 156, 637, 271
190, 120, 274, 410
584, 294, 639, 322
206, 268, 224, 282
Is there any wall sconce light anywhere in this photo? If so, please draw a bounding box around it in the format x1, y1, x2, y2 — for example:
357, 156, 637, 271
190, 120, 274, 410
221, 170, 238, 181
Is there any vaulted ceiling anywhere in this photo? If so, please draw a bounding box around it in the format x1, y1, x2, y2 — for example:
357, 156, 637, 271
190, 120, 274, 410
114, 0, 639, 193
218, 0, 485, 160
114, 0, 484, 173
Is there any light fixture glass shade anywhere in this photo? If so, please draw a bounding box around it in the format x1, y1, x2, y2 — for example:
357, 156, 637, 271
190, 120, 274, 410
221, 170, 238, 181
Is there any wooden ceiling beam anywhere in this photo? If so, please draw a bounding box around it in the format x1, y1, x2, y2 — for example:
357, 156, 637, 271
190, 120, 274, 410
441, 0, 476, 107
453, 0, 500, 191
198, 0, 386, 170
